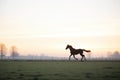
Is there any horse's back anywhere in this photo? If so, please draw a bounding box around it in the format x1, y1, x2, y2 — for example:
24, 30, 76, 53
77, 49, 83, 53
71, 49, 83, 54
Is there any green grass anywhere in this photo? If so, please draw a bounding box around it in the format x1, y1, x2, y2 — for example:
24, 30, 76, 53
0, 60, 120, 80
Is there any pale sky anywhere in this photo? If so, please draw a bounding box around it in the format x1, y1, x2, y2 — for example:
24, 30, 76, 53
0, 0, 120, 57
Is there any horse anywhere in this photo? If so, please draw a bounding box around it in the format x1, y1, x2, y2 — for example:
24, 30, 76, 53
65, 44, 91, 61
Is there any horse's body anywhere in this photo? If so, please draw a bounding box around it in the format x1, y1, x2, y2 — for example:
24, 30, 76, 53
66, 45, 91, 61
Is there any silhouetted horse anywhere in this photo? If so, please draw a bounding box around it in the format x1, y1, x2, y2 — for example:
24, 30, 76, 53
66, 44, 91, 61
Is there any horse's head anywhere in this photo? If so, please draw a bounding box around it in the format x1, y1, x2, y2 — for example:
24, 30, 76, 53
65, 44, 72, 50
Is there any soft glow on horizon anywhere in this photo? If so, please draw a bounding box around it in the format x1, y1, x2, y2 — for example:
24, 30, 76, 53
0, 0, 120, 57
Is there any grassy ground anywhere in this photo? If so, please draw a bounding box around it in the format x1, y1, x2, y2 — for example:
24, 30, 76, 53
0, 60, 120, 80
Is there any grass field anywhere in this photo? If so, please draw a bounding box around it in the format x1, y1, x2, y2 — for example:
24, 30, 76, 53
0, 60, 120, 80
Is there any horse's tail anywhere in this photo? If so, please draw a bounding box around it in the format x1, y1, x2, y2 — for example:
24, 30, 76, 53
82, 49, 91, 52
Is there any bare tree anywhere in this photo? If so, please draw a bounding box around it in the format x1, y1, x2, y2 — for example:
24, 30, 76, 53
11, 46, 19, 59
0, 43, 7, 59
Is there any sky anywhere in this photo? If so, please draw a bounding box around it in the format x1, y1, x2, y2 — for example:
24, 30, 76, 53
0, 0, 120, 57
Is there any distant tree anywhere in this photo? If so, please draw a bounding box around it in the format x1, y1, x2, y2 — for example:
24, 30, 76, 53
112, 51, 120, 59
11, 46, 19, 59
114, 51, 119, 55
109, 51, 120, 60
0, 43, 7, 59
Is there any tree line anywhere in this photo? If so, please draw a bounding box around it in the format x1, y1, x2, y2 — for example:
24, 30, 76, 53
0, 43, 19, 60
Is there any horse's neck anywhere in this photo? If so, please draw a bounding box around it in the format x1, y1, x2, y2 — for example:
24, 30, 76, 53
69, 47, 75, 51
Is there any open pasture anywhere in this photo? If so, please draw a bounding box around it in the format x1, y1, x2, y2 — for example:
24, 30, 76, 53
0, 60, 120, 80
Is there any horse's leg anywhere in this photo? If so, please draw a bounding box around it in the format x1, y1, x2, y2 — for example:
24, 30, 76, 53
81, 56, 83, 61
73, 55, 78, 60
80, 54, 83, 61
84, 55, 87, 61
81, 55, 85, 61
69, 54, 72, 60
